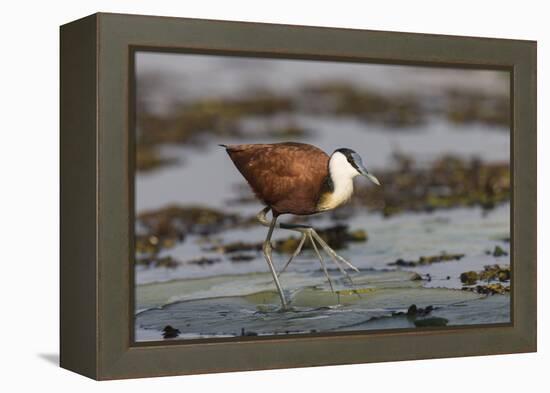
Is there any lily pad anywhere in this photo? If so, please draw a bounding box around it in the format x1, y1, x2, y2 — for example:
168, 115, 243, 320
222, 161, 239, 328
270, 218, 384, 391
136, 269, 420, 310
135, 269, 494, 340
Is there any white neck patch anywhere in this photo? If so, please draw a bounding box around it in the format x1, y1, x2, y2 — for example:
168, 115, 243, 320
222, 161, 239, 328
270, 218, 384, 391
317, 152, 359, 211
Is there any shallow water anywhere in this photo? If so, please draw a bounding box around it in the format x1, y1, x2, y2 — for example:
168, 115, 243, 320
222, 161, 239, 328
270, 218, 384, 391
135, 269, 509, 341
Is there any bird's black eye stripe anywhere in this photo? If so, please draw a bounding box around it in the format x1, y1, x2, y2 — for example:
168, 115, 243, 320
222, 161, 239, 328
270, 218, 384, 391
349, 159, 359, 171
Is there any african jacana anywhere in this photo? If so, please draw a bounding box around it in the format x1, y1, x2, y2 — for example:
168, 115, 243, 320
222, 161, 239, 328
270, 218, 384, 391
222, 142, 380, 309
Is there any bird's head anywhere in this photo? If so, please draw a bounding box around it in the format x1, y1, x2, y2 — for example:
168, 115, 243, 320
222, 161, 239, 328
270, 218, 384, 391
330, 148, 381, 186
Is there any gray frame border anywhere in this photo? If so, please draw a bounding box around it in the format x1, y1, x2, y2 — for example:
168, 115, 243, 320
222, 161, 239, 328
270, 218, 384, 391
60, 12, 536, 380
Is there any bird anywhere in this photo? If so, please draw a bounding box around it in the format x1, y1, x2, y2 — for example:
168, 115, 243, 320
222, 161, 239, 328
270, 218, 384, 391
221, 142, 380, 309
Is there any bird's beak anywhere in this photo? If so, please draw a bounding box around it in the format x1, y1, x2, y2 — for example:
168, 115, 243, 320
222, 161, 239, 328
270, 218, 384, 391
357, 162, 381, 186
365, 172, 381, 186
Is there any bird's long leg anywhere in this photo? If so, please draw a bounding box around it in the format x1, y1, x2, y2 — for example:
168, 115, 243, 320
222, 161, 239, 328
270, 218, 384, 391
278, 222, 360, 274
261, 212, 288, 310
277, 226, 353, 287
256, 208, 358, 286
259, 207, 306, 278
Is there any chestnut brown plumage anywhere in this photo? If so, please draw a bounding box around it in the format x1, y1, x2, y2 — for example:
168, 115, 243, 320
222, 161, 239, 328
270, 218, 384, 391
224, 142, 329, 216
221, 142, 380, 309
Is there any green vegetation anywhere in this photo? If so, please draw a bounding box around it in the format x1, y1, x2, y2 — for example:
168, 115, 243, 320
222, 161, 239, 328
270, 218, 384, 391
136, 145, 177, 172
136, 93, 296, 171
460, 264, 511, 295
460, 264, 511, 285
388, 252, 465, 267
445, 88, 510, 127
302, 82, 424, 128
135, 80, 509, 172
354, 153, 510, 217
135, 205, 245, 265
208, 224, 368, 256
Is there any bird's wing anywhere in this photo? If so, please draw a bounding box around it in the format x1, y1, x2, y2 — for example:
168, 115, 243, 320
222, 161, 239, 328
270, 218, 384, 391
225, 143, 329, 214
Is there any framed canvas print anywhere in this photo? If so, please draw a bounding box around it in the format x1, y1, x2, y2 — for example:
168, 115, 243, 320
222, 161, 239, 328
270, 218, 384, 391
60, 13, 537, 380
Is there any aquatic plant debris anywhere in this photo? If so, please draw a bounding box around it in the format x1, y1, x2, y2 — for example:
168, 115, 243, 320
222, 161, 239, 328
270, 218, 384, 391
135, 205, 246, 265
388, 252, 465, 267
135, 80, 509, 173
208, 224, 368, 254
162, 325, 181, 339
460, 264, 511, 285
460, 264, 510, 295
490, 245, 508, 257
354, 153, 510, 217
463, 283, 510, 295
136, 255, 180, 268
136, 145, 178, 172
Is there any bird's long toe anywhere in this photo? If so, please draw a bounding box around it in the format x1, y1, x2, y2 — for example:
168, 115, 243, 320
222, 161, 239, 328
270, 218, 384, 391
311, 230, 360, 273
307, 232, 335, 292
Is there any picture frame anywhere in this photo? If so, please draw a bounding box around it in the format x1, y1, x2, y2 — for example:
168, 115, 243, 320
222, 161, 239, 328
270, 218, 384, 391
60, 12, 537, 380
